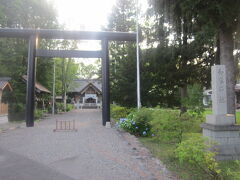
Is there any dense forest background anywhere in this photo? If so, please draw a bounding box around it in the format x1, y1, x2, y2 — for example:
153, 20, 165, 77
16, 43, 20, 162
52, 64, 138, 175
0, 0, 240, 118
107, 0, 240, 114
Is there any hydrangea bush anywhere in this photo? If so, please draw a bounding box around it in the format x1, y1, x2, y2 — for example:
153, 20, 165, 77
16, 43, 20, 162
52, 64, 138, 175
116, 108, 153, 137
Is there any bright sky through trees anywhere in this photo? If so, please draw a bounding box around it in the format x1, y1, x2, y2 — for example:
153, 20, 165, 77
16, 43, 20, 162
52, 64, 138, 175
50, 0, 116, 31
50, 0, 147, 31
48, 0, 117, 65
49, 0, 147, 66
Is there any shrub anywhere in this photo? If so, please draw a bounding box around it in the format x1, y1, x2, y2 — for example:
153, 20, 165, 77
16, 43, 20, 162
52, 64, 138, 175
56, 103, 64, 112
117, 117, 137, 133
180, 112, 204, 133
9, 103, 25, 113
182, 84, 205, 115
35, 109, 44, 119
131, 108, 153, 136
150, 109, 203, 143
66, 104, 74, 112
175, 135, 221, 179
110, 104, 132, 120
151, 109, 183, 143
219, 160, 240, 180
8, 103, 25, 121
117, 108, 153, 137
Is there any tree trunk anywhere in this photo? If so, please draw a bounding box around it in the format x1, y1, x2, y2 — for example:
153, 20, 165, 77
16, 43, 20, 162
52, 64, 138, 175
42, 99, 45, 110
215, 33, 220, 65
180, 85, 187, 114
219, 28, 236, 115
180, 19, 188, 114
63, 59, 71, 112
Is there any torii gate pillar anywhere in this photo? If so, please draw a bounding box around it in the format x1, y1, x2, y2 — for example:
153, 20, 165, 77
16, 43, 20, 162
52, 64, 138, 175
26, 35, 36, 127
101, 39, 110, 126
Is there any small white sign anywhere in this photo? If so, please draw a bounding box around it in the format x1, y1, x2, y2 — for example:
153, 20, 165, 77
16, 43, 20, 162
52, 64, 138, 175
85, 94, 97, 99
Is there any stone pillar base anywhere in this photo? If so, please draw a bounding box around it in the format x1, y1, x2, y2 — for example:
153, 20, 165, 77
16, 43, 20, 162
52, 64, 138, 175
105, 122, 111, 128
201, 123, 240, 160
206, 114, 235, 126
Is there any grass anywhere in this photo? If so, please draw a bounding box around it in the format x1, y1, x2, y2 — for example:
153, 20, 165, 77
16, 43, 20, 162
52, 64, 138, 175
140, 137, 240, 180
218, 161, 240, 180
203, 109, 240, 124
139, 137, 206, 180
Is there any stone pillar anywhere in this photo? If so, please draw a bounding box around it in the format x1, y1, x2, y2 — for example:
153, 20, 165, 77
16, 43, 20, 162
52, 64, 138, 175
202, 65, 240, 160
206, 65, 235, 125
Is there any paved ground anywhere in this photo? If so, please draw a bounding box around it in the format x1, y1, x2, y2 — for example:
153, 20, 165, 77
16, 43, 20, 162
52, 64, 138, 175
0, 109, 175, 180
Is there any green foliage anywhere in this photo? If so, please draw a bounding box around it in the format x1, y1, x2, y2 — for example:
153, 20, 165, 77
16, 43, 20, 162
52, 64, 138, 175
115, 107, 204, 140
130, 108, 153, 136
107, 0, 138, 107
139, 108, 240, 179
182, 84, 205, 115
141, 47, 181, 107
110, 104, 132, 120
66, 104, 74, 112
8, 103, 25, 122
180, 113, 203, 133
179, 0, 240, 31
175, 135, 221, 179
55, 103, 73, 113
0, 0, 59, 116
147, 0, 216, 109
150, 109, 203, 143
54, 57, 79, 112
56, 103, 64, 112
34, 109, 44, 120
219, 160, 240, 180
78, 62, 99, 79
117, 117, 138, 134
117, 109, 152, 137
10, 103, 24, 113
151, 109, 183, 143
150, 0, 239, 113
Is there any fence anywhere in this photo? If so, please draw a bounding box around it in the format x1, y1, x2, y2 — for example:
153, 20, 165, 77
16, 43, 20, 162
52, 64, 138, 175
0, 103, 8, 115
53, 120, 77, 132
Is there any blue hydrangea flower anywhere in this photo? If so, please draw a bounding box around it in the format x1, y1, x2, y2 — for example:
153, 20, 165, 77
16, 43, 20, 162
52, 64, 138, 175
120, 118, 127, 123
135, 126, 138, 129
151, 134, 155, 137
132, 121, 136, 125
146, 128, 148, 131
143, 131, 147, 135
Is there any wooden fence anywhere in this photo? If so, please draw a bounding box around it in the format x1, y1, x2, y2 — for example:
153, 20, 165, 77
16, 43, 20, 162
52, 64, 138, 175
53, 120, 77, 132
0, 103, 8, 115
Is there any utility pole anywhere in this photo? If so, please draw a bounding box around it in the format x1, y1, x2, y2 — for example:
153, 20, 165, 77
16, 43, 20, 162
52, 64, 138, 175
136, 0, 141, 109
52, 59, 56, 115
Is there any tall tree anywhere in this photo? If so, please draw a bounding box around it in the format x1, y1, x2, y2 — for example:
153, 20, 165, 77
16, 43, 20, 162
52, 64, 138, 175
107, 0, 138, 107
0, 0, 59, 118
53, 40, 79, 111
78, 62, 99, 79
148, 0, 217, 112
178, 0, 240, 114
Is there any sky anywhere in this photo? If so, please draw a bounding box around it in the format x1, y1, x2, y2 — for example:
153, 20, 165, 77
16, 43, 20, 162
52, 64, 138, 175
49, 0, 147, 65
50, 0, 117, 31
49, 0, 117, 65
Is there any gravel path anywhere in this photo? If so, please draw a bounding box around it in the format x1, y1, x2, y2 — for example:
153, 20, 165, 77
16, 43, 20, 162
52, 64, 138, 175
0, 109, 176, 180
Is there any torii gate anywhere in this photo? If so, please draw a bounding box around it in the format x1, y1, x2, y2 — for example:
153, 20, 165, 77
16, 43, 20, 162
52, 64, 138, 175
0, 28, 136, 127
